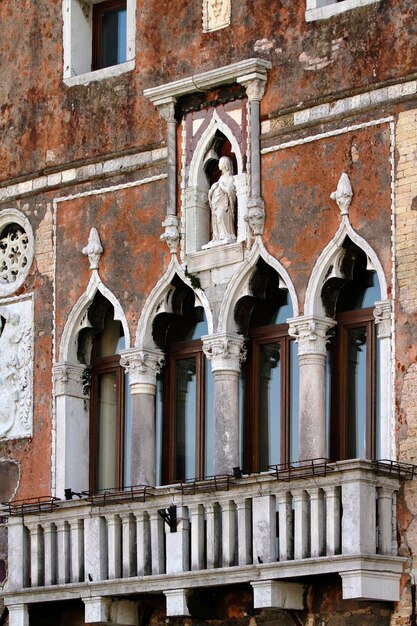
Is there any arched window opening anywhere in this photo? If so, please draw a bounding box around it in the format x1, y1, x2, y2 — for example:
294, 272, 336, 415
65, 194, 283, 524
235, 259, 298, 473
79, 294, 129, 492
323, 239, 381, 461
153, 277, 213, 485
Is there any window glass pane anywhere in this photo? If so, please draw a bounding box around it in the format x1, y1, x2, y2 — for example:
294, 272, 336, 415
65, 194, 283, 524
259, 343, 281, 470
100, 6, 126, 69
290, 341, 299, 463
123, 372, 131, 486
175, 357, 197, 481
375, 337, 381, 459
155, 374, 163, 486
204, 359, 214, 477
95, 310, 124, 357
96, 372, 117, 490
346, 327, 367, 459
273, 293, 293, 325
360, 272, 381, 309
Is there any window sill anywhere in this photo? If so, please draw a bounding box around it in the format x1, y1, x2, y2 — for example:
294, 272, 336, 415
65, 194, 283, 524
63, 59, 135, 87
306, 0, 379, 22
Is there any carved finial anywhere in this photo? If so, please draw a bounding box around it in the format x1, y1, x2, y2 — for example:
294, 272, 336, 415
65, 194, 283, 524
330, 173, 353, 216
82, 228, 103, 270
160, 215, 180, 254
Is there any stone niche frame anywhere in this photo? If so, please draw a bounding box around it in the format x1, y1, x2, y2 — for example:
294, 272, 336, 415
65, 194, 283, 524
0, 294, 34, 440
0, 208, 34, 298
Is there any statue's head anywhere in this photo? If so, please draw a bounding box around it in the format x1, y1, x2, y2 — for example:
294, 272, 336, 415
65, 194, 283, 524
218, 156, 233, 175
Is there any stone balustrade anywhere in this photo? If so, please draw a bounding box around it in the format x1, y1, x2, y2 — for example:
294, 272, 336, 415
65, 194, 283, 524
4, 460, 406, 621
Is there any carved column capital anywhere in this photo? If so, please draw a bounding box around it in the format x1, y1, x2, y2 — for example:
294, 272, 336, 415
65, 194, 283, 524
53, 362, 87, 398
157, 98, 177, 123
239, 76, 267, 102
373, 300, 392, 339
160, 215, 180, 254
288, 316, 335, 357
120, 348, 165, 394
202, 333, 246, 373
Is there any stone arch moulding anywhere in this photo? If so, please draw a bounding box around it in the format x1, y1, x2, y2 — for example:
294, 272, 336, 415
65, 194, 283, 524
135, 255, 214, 350
0, 208, 35, 298
184, 108, 248, 255
59, 270, 131, 364
218, 239, 299, 335
304, 216, 388, 318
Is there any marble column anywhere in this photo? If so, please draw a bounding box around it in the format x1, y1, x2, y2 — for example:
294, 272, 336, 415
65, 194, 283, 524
238, 75, 267, 237
288, 316, 335, 461
373, 299, 393, 459
120, 348, 164, 486
203, 334, 246, 475
157, 98, 180, 254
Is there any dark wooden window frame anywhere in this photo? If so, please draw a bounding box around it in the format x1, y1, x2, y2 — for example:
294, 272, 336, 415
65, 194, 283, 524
243, 323, 293, 472
330, 307, 376, 461
89, 352, 125, 492
92, 0, 127, 71
162, 338, 208, 485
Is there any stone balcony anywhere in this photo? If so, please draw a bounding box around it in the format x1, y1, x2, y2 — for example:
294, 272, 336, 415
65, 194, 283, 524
3, 460, 408, 625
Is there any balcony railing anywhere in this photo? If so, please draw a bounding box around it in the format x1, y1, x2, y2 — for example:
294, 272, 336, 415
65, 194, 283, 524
4, 460, 407, 611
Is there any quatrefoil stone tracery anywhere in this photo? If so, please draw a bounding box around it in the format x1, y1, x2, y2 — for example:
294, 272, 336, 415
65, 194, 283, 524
0, 224, 29, 285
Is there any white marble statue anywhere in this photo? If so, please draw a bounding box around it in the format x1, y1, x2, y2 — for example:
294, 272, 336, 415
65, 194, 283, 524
207, 156, 237, 245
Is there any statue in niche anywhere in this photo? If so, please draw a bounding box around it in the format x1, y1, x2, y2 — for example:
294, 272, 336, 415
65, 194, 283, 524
0, 307, 32, 437
205, 156, 237, 247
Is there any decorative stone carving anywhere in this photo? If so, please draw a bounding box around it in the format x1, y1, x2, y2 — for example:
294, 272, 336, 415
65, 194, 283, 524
0, 209, 34, 297
0, 298, 33, 439
330, 173, 353, 216
288, 316, 335, 356
53, 362, 86, 398
202, 334, 246, 372
203, 0, 231, 33
161, 215, 180, 254
120, 348, 165, 393
204, 157, 237, 248
82, 227, 103, 270
241, 77, 267, 103
374, 300, 392, 339
245, 196, 265, 237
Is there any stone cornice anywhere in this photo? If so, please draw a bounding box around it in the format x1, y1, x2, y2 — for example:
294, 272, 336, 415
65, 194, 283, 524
143, 58, 271, 107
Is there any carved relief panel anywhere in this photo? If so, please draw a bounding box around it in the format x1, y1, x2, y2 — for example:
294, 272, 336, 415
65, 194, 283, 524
182, 98, 248, 258
0, 296, 34, 439
203, 0, 231, 32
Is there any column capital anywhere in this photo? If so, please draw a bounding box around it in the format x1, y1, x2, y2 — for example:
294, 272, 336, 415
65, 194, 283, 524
202, 333, 246, 372
288, 315, 335, 356
53, 362, 87, 398
245, 196, 265, 236
238, 74, 267, 101
373, 299, 392, 339
157, 98, 177, 123
120, 348, 165, 393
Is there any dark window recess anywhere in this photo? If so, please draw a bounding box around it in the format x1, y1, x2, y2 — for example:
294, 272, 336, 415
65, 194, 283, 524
92, 0, 127, 71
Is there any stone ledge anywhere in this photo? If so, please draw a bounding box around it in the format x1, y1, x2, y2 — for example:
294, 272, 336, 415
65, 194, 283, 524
186, 242, 244, 273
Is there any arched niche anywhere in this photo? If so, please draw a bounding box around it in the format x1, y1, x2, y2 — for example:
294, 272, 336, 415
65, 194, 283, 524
184, 108, 248, 255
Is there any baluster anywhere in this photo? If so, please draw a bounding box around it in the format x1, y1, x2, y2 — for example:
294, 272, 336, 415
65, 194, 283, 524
43, 522, 57, 586
252, 495, 276, 564
221, 500, 237, 567
392, 491, 398, 556
278, 492, 293, 561
56, 520, 70, 584
70, 519, 84, 582
84, 516, 107, 583
150, 510, 165, 574
206, 502, 221, 569
7, 518, 29, 591
323, 486, 341, 556
236, 498, 252, 566
28, 523, 44, 587
136, 510, 151, 576
121, 512, 136, 578
378, 487, 394, 555
341, 479, 376, 555
106, 514, 122, 580
166, 506, 190, 574
308, 488, 325, 558
189, 504, 205, 571
292, 490, 309, 560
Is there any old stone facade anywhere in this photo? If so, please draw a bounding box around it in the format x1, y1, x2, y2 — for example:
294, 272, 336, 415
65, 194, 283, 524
1, 0, 417, 624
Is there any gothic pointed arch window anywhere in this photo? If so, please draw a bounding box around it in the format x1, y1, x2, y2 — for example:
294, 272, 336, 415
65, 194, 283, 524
152, 277, 214, 485
235, 259, 299, 472
323, 238, 382, 461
